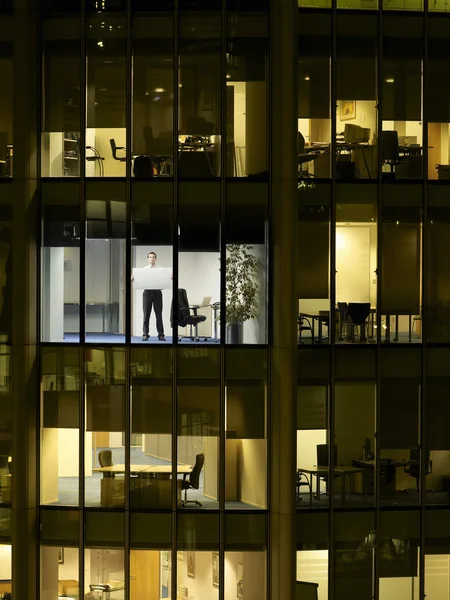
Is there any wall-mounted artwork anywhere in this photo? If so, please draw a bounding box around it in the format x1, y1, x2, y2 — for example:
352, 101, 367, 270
187, 551, 195, 578
340, 100, 356, 121
237, 563, 244, 599
212, 552, 219, 588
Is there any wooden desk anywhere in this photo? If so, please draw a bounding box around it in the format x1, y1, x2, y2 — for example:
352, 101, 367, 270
93, 464, 192, 476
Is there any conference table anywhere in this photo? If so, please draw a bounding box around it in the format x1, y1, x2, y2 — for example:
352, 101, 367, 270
297, 465, 363, 507
93, 463, 192, 477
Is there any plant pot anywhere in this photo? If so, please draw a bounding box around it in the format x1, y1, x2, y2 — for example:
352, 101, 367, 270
226, 323, 243, 344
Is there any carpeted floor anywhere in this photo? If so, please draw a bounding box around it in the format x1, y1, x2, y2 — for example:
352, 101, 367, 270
62, 333, 220, 344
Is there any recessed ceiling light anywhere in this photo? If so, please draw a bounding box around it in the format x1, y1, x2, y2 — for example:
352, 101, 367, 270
385, 78, 395, 83
154, 87, 165, 93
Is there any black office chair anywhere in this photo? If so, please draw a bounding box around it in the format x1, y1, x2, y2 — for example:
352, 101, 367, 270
143, 125, 172, 175
347, 302, 371, 342
98, 449, 114, 478
403, 448, 433, 494
298, 314, 312, 344
337, 302, 349, 341
181, 453, 205, 507
110, 138, 127, 162
316, 444, 341, 499
296, 470, 312, 503
381, 131, 401, 179
171, 289, 207, 342
298, 131, 320, 178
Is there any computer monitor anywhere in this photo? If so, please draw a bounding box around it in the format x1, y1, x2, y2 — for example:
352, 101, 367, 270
296, 581, 319, 600
344, 124, 371, 144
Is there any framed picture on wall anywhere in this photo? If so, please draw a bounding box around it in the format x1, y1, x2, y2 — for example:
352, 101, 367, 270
187, 551, 195, 578
58, 548, 64, 564
237, 563, 243, 600
177, 551, 184, 562
212, 552, 219, 588
340, 100, 356, 121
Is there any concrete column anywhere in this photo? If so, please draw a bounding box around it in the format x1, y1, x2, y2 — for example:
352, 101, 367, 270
270, 1, 298, 600
11, 1, 39, 599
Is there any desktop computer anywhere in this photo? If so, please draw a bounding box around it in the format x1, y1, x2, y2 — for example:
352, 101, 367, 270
344, 124, 371, 144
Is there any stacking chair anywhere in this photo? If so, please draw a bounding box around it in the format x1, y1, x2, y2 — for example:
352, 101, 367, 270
298, 314, 312, 344
403, 448, 433, 494
298, 132, 320, 178
296, 470, 312, 504
110, 138, 127, 162
316, 444, 341, 500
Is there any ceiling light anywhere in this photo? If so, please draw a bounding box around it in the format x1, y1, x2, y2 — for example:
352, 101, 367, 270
97, 41, 104, 47
154, 87, 165, 93
304, 76, 310, 81
385, 78, 395, 83
226, 74, 231, 79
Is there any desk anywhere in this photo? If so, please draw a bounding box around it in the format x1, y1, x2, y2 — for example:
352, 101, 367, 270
297, 465, 363, 506
336, 141, 373, 178
93, 464, 191, 507
299, 311, 331, 344
352, 458, 413, 498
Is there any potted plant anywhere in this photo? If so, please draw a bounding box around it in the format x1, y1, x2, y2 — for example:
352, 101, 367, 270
225, 244, 260, 344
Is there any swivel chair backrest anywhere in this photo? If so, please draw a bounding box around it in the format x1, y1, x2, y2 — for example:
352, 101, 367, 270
381, 131, 399, 163
99, 449, 113, 468
189, 453, 205, 490
298, 131, 306, 154
348, 302, 371, 325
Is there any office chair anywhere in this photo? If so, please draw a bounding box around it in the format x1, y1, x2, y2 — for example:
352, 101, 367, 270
298, 132, 320, 178
403, 448, 433, 494
171, 289, 207, 342
110, 138, 127, 162
296, 470, 312, 503
347, 302, 371, 342
98, 449, 114, 478
337, 302, 349, 341
298, 314, 312, 344
316, 444, 341, 499
180, 453, 205, 507
143, 125, 172, 175
381, 131, 401, 178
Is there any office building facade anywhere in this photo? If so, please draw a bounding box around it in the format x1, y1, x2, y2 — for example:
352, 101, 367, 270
2, 0, 450, 599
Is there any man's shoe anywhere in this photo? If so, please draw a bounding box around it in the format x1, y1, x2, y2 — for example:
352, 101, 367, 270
158, 334, 166, 341
142, 335, 149, 341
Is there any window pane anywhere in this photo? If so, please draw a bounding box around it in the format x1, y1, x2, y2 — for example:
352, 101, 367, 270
298, 13, 331, 180
178, 182, 221, 343
130, 347, 173, 509
130, 550, 172, 599
298, 183, 331, 344
86, 14, 126, 177
131, 181, 173, 343
41, 18, 81, 177
425, 510, 450, 600
382, 16, 423, 182
225, 551, 266, 600
337, 0, 377, 8
0, 40, 13, 178
84, 548, 125, 596
0, 193, 12, 342
85, 347, 126, 508
384, 0, 423, 9
225, 182, 268, 344
0, 344, 11, 508
40, 347, 80, 506
226, 12, 268, 178
41, 545, 78, 600
225, 349, 267, 509
132, 13, 174, 179
336, 14, 377, 181
177, 348, 220, 509
85, 181, 126, 342
335, 186, 377, 343
380, 185, 422, 343
178, 12, 221, 178
41, 181, 81, 343
380, 348, 421, 506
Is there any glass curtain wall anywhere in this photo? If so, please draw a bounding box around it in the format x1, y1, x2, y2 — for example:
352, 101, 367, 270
297, 3, 450, 598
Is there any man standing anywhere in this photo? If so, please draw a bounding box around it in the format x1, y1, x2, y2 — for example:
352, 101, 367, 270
142, 251, 165, 341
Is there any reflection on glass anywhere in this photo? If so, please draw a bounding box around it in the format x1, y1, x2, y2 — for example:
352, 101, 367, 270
132, 14, 174, 179
336, 14, 377, 181
337, 0, 377, 7
0, 42, 13, 178
298, 0, 331, 6
226, 350, 267, 509
85, 348, 126, 508
0, 200, 12, 342
177, 348, 220, 509
41, 182, 81, 343
85, 548, 124, 597
41, 18, 80, 178
0, 345, 10, 507
41, 545, 78, 599
425, 510, 450, 599
40, 347, 80, 507
130, 348, 173, 509
85, 182, 126, 343
335, 191, 377, 344
382, 16, 423, 181
298, 13, 331, 180
86, 15, 126, 177
384, 0, 423, 9
226, 12, 268, 178
178, 12, 221, 178
296, 549, 328, 599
